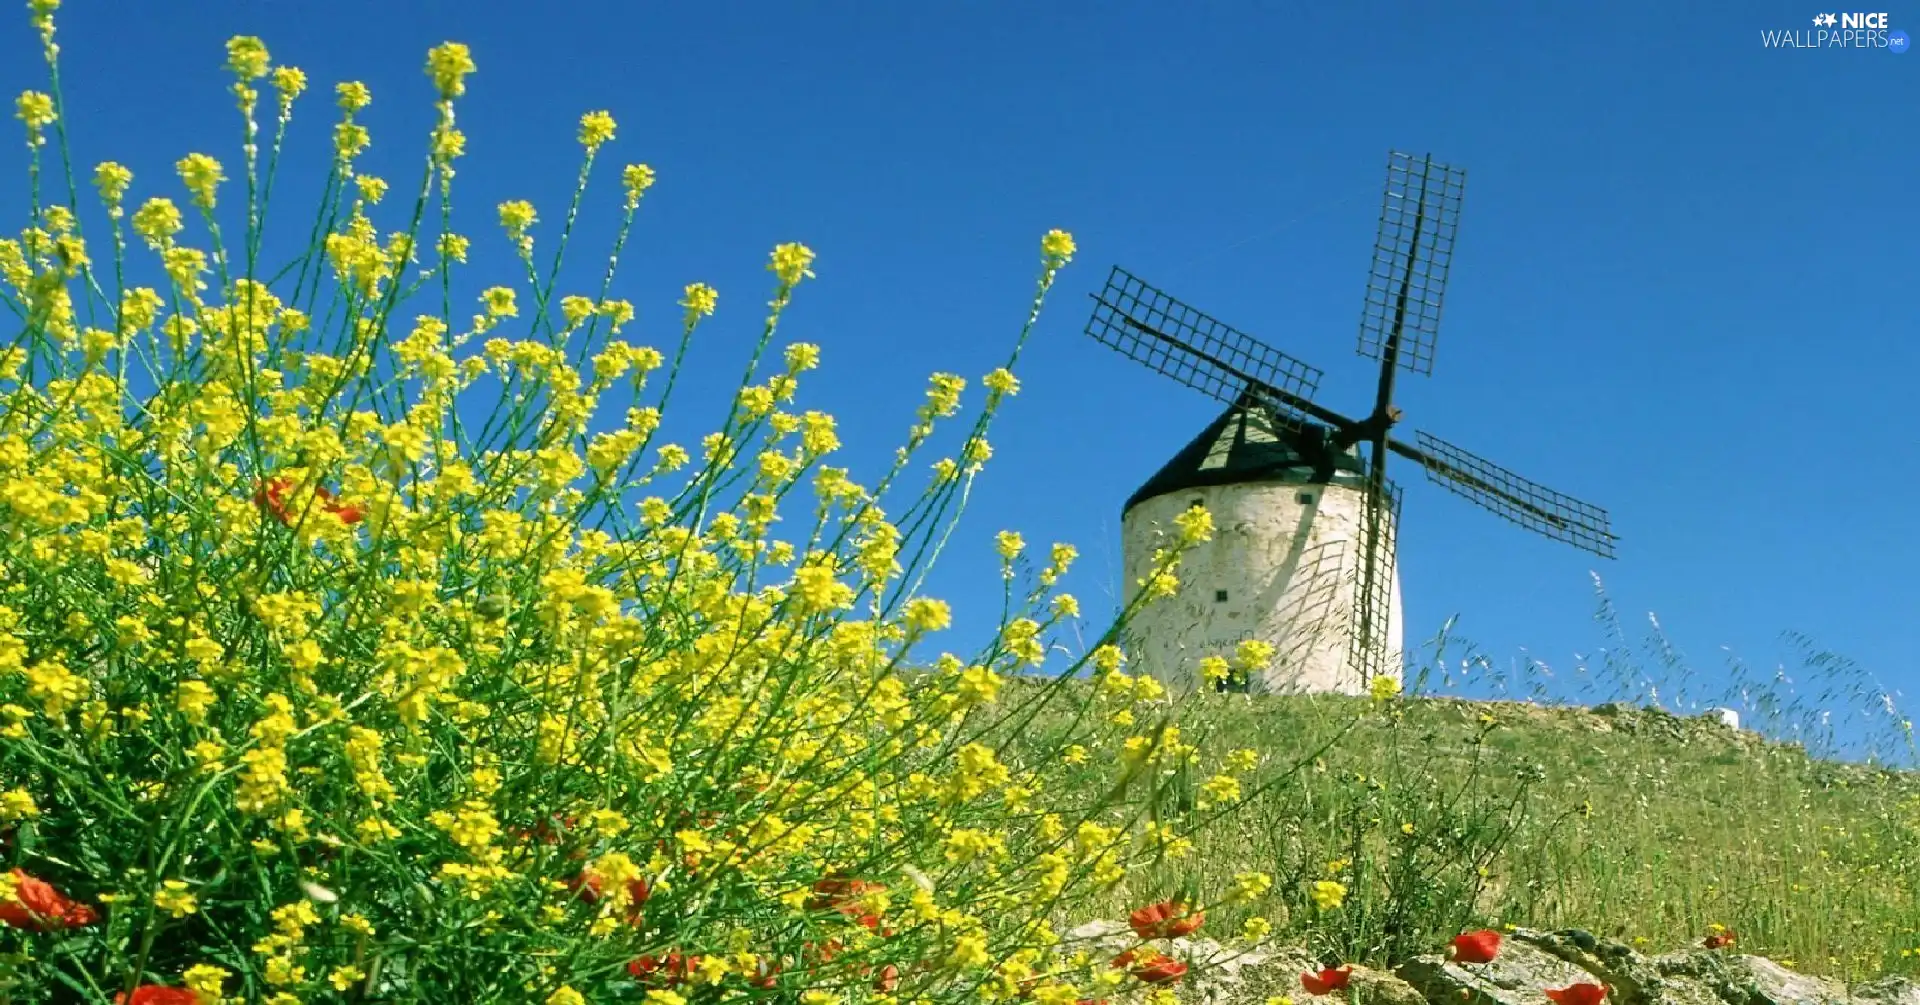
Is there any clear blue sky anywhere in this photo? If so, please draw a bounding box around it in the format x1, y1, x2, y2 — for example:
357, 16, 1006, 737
8, 2, 1914, 753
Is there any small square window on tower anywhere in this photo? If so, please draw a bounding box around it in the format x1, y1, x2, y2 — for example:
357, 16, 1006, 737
1297, 491, 1316, 505
1214, 589, 1229, 602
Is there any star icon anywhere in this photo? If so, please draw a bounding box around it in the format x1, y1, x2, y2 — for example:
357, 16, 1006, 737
1824, 13, 1839, 25
1813, 13, 1827, 25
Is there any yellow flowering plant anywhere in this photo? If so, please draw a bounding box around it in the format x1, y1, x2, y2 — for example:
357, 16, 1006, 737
0, 6, 1299, 1003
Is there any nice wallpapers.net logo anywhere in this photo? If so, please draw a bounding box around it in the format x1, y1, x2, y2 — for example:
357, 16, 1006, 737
1760, 11, 1909, 50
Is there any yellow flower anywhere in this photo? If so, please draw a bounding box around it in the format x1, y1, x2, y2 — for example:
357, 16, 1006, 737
983, 367, 1020, 398
578, 110, 616, 150
154, 879, 199, 918
15, 90, 55, 131
1200, 773, 1241, 806
784, 342, 820, 371
789, 556, 853, 615
768, 242, 816, 286
622, 164, 656, 207
354, 175, 388, 204
1309, 879, 1347, 911
426, 42, 476, 99
184, 964, 230, 1000
0, 788, 38, 821
1234, 639, 1275, 673
438, 232, 470, 263
1041, 228, 1076, 267
334, 122, 370, 160
546, 988, 586, 1005
480, 286, 517, 318
336, 80, 372, 113
92, 161, 132, 205
947, 932, 991, 969
339, 913, 375, 936
271, 66, 307, 106
175, 680, 217, 725
225, 36, 270, 79
903, 597, 952, 633
26, 0, 54, 42
175, 153, 225, 210
1369, 674, 1402, 702
1174, 503, 1213, 545
680, 283, 718, 325
498, 199, 538, 237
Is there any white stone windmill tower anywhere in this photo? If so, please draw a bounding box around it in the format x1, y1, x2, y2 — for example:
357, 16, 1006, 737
1085, 152, 1620, 696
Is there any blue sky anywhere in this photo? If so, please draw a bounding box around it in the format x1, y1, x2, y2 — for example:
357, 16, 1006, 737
6, 2, 1914, 753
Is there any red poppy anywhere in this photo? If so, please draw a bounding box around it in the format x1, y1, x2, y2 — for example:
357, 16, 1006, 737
325, 498, 365, 525
748, 957, 783, 989
1702, 931, 1736, 950
628, 951, 699, 986
1545, 984, 1609, 1005
115, 988, 200, 1005
805, 938, 846, 964
1126, 951, 1189, 985
873, 964, 900, 993
1450, 929, 1503, 964
1129, 900, 1206, 940
312, 485, 365, 524
255, 478, 363, 527
809, 877, 890, 932
255, 477, 295, 524
0, 870, 99, 930
572, 870, 650, 909
1301, 966, 1355, 995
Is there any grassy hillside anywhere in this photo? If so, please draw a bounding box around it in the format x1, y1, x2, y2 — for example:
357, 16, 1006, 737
998, 677, 1920, 981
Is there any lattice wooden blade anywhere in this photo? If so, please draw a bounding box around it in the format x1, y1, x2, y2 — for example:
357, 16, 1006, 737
1087, 265, 1324, 421
1347, 478, 1403, 687
1405, 430, 1618, 559
1357, 152, 1465, 378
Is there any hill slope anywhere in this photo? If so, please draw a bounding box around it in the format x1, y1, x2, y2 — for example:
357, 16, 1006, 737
1002, 681, 1920, 980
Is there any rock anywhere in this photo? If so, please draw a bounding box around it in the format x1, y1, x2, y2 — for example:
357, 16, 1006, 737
1653, 951, 1852, 1005
1397, 931, 1596, 1005
1513, 929, 1722, 1005
1065, 919, 1311, 1005
1186, 946, 1324, 1005
1347, 965, 1432, 1005
1067, 918, 1913, 1005
1852, 975, 1920, 1005
1701, 707, 1741, 730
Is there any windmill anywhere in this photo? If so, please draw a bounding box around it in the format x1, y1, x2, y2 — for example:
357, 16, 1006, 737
1084, 151, 1617, 696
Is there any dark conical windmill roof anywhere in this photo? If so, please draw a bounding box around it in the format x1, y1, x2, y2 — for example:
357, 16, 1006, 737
1123, 395, 1368, 514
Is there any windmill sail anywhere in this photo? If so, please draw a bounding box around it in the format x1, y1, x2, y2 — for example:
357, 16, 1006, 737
1086, 266, 1324, 425
1358, 152, 1465, 378
1398, 430, 1617, 559
1347, 477, 1404, 686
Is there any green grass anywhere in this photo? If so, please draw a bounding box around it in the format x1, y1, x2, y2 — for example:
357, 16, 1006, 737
995, 619, 1920, 983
